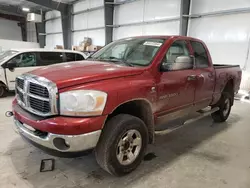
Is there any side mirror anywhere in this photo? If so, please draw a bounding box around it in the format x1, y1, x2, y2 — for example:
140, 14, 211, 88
161, 56, 194, 71
7, 60, 17, 70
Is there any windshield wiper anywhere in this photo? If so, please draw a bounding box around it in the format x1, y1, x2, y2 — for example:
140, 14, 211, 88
96, 56, 134, 67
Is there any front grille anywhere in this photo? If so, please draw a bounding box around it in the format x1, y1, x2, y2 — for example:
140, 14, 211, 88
17, 89, 24, 102
15, 75, 58, 116
29, 96, 50, 113
16, 78, 24, 89
29, 82, 49, 98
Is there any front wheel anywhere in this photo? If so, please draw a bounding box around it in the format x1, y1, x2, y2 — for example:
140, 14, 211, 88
95, 114, 148, 176
211, 92, 232, 122
0, 85, 7, 98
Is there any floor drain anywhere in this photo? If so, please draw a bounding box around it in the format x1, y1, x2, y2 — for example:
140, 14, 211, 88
144, 152, 157, 161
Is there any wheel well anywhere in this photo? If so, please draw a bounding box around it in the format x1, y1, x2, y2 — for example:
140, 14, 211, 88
223, 79, 234, 105
107, 100, 154, 144
0, 81, 7, 89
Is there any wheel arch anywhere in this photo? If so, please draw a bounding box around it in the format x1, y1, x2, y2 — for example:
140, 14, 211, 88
106, 99, 155, 144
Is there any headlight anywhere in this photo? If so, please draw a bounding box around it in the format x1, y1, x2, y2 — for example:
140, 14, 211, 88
60, 90, 107, 116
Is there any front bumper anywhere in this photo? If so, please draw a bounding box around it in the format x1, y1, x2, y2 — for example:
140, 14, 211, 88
14, 117, 101, 154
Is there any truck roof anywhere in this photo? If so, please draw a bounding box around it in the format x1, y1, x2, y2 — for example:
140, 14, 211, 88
126, 35, 202, 41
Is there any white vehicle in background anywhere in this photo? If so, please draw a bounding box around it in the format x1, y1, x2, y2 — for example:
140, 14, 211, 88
0, 49, 87, 97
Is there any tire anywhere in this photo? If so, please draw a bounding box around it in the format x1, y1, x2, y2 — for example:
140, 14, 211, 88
0, 85, 7, 98
95, 114, 149, 176
211, 92, 232, 122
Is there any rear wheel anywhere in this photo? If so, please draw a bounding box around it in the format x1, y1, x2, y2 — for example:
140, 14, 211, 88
95, 114, 148, 176
211, 92, 232, 122
0, 85, 7, 98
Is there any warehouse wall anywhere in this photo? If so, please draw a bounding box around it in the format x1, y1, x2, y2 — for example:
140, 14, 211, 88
72, 0, 105, 46
113, 0, 181, 40
45, 10, 63, 49
188, 0, 250, 70
0, 18, 22, 41
188, 0, 250, 91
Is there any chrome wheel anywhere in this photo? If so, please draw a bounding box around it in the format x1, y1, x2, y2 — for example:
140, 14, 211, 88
116, 129, 142, 166
223, 98, 230, 117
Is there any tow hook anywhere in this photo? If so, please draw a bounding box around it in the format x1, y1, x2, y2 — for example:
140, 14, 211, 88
5, 111, 13, 117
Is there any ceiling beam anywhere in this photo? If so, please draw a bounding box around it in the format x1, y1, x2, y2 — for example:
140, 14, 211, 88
26, 0, 68, 12
0, 5, 25, 17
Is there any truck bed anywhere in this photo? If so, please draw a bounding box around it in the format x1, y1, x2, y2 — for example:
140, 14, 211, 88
212, 64, 242, 105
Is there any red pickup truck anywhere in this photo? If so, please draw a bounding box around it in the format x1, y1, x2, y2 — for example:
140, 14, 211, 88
12, 36, 241, 176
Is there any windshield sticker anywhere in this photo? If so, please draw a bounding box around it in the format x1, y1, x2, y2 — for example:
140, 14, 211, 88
143, 41, 162, 47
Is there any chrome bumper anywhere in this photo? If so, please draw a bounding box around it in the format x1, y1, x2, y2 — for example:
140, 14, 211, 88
14, 118, 101, 152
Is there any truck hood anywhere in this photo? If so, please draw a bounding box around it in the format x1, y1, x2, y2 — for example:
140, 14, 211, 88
30, 60, 144, 89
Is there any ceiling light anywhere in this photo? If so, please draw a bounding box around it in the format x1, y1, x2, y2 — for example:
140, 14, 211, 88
22, 7, 30, 12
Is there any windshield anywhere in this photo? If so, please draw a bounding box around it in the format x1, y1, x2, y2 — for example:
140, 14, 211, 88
91, 38, 165, 66
0, 50, 19, 63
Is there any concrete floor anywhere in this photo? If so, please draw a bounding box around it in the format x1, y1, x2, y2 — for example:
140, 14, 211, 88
1, 95, 250, 188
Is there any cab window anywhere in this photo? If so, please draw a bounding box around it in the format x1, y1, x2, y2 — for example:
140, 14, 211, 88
10, 52, 37, 68
190, 41, 209, 68
161, 40, 191, 71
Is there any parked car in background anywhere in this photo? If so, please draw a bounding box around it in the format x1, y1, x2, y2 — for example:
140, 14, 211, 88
12, 36, 241, 176
0, 49, 87, 97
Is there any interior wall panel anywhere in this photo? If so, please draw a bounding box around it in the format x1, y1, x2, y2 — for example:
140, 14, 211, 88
114, 0, 144, 25
144, 0, 180, 21
45, 10, 61, 20
143, 21, 180, 35
113, 0, 180, 40
113, 20, 179, 40
73, 29, 105, 46
191, 0, 250, 14
45, 19, 63, 33
0, 18, 22, 41
188, 13, 250, 68
73, 0, 104, 13
45, 34, 63, 49
113, 25, 143, 40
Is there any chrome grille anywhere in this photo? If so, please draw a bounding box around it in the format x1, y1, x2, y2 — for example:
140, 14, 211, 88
29, 96, 50, 113
29, 82, 49, 98
16, 78, 24, 90
15, 74, 58, 116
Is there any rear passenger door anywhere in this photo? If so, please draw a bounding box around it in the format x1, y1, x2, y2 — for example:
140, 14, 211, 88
191, 41, 215, 110
38, 52, 64, 66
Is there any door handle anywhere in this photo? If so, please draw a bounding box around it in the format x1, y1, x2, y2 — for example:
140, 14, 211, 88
187, 75, 197, 81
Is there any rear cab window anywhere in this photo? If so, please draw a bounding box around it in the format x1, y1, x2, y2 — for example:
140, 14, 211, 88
190, 41, 209, 68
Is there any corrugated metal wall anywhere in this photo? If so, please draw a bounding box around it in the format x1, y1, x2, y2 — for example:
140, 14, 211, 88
188, 0, 250, 92
72, 0, 105, 46
113, 0, 180, 40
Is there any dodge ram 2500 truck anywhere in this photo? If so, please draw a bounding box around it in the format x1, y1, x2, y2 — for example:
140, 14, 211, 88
12, 36, 242, 176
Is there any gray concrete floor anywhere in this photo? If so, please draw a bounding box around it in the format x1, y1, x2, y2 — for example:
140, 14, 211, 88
1, 94, 250, 188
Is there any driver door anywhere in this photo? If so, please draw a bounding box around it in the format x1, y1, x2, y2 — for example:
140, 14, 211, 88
5, 52, 37, 90
156, 40, 196, 121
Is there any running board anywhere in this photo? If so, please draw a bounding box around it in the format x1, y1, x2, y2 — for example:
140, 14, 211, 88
155, 107, 219, 135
